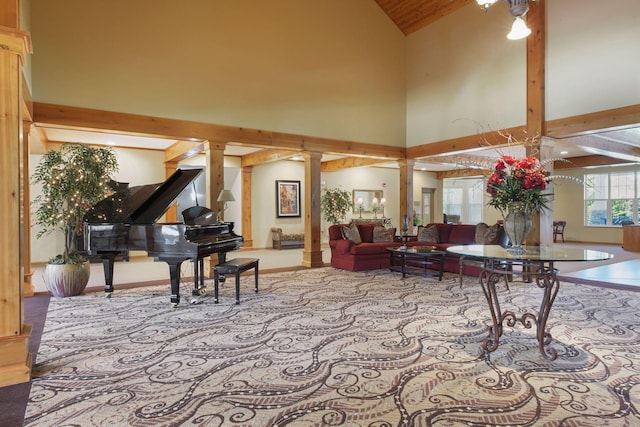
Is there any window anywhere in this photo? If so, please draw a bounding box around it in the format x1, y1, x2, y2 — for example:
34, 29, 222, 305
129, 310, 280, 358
443, 177, 484, 224
585, 172, 637, 226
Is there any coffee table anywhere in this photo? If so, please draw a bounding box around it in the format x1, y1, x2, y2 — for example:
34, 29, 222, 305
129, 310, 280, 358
386, 247, 445, 280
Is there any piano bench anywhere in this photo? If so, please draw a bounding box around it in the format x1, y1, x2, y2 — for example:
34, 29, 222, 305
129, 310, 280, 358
213, 258, 259, 304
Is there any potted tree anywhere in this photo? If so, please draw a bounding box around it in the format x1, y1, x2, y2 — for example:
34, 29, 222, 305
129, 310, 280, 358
32, 143, 119, 297
321, 187, 352, 224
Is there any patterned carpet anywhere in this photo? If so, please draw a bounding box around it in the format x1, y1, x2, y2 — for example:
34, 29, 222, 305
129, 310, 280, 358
25, 268, 640, 426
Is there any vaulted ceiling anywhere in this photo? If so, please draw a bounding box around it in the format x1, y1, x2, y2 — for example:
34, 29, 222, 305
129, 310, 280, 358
31, 1, 640, 171
374, 0, 472, 35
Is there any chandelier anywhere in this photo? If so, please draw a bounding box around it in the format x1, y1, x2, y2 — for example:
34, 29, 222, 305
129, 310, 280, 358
476, 0, 536, 40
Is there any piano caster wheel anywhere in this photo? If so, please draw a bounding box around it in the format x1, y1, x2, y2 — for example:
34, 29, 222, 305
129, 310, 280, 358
172, 302, 179, 308
105, 292, 112, 299
192, 287, 207, 296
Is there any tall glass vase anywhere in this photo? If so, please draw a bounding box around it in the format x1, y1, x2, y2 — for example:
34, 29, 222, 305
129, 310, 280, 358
503, 205, 533, 254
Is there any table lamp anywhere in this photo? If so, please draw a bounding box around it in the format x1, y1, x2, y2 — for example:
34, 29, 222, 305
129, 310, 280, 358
216, 189, 235, 223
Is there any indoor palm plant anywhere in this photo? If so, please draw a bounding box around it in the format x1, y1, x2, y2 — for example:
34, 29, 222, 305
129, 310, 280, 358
32, 143, 119, 296
321, 187, 352, 224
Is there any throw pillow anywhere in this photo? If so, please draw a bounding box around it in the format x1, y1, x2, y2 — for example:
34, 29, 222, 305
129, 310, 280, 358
341, 223, 362, 244
475, 222, 501, 244
417, 224, 439, 243
372, 226, 395, 242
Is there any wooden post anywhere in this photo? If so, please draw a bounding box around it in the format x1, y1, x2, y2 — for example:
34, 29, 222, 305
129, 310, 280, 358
302, 151, 323, 267
398, 159, 415, 232
0, 25, 33, 387
241, 166, 253, 248
525, 0, 547, 246
22, 121, 34, 297
164, 161, 178, 222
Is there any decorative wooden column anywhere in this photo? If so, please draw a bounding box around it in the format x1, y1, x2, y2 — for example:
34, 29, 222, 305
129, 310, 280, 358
302, 151, 323, 267
164, 161, 178, 222
22, 121, 34, 297
0, 25, 33, 387
525, 0, 547, 246
241, 166, 253, 248
398, 159, 415, 232
205, 141, 226, 271
205, 141, 226, 218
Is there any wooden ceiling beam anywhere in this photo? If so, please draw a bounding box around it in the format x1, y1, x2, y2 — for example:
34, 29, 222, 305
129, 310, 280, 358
436, 168, 490, 180
164, 140, 205, 163
33, 102, 404, 159
407, 126, 527, 159
554, 155, 634, 169
241, 149, 299, 167
546, 104, 640, 138
321, 157, 392, 172
559, 134, 640, 163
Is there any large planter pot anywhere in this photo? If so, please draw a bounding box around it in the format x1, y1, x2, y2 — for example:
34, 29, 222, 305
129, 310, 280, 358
503, 208, 533, 254
43, 261, 91, 297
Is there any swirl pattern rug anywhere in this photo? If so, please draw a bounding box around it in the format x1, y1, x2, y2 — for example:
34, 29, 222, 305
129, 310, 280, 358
25, 268, 640, 426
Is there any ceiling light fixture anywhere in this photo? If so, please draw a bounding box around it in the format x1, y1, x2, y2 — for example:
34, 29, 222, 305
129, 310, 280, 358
477, 0, 535, 40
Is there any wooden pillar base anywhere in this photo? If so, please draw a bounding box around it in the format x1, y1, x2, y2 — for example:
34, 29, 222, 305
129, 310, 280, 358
24, 271, 35, 297
0, 324, 32, 387
302, 250, 324, 267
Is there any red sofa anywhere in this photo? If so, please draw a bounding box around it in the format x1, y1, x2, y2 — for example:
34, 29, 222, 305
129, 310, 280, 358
328, 222, 506, 276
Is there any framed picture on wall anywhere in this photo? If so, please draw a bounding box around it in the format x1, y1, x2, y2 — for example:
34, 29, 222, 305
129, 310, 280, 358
276, 180, 301, 217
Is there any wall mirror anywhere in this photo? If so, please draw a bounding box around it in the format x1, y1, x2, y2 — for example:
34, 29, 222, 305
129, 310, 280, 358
353, 189, 384, 213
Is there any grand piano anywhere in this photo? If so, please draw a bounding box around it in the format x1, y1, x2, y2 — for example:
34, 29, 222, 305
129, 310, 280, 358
83, 168, 243, 306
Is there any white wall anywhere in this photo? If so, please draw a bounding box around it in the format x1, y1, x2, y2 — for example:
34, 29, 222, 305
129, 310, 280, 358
546, 0, 640, 119
30, 0, 407, 147
406, 3, 527, 146
30, 147, 166, 263
406, 1, 640, 146
251, 161, 306, 248
322, 167, 400, 230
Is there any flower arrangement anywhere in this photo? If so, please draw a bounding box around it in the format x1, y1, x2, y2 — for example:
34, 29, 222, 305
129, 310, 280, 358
486, 155, 551, 216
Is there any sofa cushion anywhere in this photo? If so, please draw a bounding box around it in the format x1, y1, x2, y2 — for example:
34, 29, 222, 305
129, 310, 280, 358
448, 224, 477, 244
356, 223, 378, 243
328, 224, 347, 241
475, 223, 501, 244
418, 224, 439, 242
350, 242, 393, 255
341, 223, 362, 244
373, 226, 395, 242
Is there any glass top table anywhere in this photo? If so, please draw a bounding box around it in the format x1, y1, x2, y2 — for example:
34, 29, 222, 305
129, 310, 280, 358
447, 245, 614, 361
447, 244, 613, 263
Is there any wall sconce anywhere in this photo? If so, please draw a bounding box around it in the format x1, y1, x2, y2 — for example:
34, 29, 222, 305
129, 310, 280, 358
216, 189, 235, 223
356, 197, 364, 218
372, 197, 379, 219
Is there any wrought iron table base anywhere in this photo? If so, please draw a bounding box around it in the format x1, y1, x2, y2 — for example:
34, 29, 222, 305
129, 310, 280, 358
479, 259, 560, 361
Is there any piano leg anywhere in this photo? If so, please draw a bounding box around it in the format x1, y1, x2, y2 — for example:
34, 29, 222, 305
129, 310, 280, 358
192, 258, 206, 296
217, 252, 227, 283
162, 258, 186, 307
100, 252, 119, 297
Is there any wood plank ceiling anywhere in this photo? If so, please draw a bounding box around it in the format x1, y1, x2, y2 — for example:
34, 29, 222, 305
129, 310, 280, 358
374, 0, 473, 35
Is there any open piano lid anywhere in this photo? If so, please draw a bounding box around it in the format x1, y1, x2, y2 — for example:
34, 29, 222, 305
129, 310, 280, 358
84, 168, 204, 224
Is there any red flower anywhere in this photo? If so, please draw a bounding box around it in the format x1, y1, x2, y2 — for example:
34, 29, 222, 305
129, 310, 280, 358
494, 155, 517, 171
486, 172, 503, 196
516, 156, 539, 170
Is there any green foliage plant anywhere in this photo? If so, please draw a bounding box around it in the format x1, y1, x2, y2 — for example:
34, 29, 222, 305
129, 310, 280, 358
32, 143, 119, 264
321, 187, 352, 224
